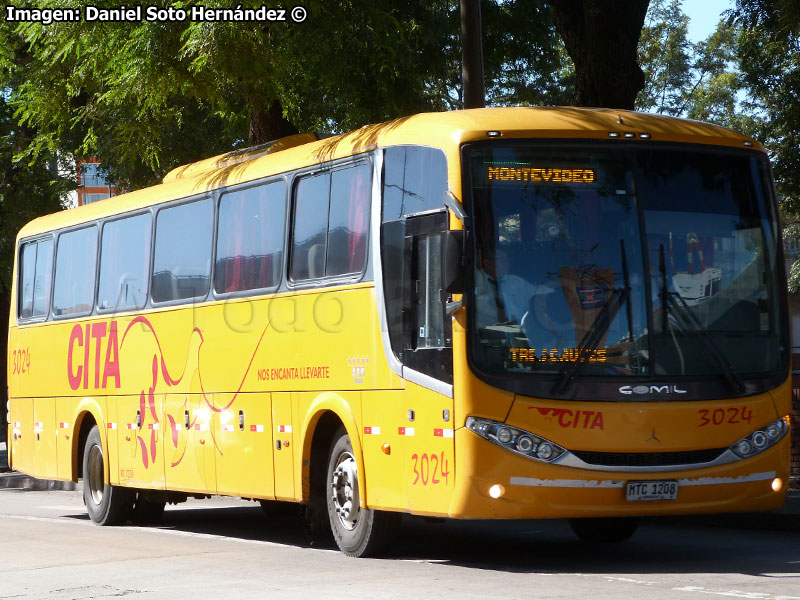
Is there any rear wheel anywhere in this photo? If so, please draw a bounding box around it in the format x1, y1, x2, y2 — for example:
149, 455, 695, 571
82, 425, 133, 525
326, 429, 398, 557
569, 517, 639, 543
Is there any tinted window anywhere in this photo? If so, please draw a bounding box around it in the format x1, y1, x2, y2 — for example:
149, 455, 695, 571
53, 227, 97, 316
98, 213, 151, 311
216, 181, 286, 293
19, 239, 53, 320
33, 240, 54, 317
327, 163, 371, 276
152, 199, 213, 302
290, 172, 330, 280
383, 146, 447, 220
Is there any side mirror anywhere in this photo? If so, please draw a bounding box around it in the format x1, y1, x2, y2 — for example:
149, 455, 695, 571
443, 230, 464, 295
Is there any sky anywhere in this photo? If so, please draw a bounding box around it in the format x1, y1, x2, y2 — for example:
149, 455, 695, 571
682, 0, 735, 42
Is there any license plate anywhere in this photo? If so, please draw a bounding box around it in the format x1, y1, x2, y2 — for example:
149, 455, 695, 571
626, 480, 678, 501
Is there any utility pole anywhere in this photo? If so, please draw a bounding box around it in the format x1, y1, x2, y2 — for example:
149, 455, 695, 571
461, 0, 485, 109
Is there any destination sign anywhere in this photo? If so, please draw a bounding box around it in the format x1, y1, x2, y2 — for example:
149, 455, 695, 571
486, 166, 596, 183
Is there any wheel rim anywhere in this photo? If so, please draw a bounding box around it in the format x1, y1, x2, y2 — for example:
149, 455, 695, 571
330, 450, 359, 531
87, 444, 105, 506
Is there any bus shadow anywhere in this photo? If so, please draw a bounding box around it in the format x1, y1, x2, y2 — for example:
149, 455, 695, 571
390, 515, 800, 577
62, 501, 800, 577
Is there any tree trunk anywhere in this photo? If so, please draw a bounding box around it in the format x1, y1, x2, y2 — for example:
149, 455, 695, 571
461, 0, 485, 109
551, 0, 650, 109
249, 100, 299, 146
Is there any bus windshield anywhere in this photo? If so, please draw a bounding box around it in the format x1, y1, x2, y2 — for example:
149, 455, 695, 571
468, 143, 787, 388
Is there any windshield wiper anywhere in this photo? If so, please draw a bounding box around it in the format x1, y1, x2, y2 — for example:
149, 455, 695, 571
552, 240, 631, 396
658, 244, 745, 395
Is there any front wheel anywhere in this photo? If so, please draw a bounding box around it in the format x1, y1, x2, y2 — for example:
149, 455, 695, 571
82, 425, 133, 525
326, 429, 398, 557
569, 517, 639, 543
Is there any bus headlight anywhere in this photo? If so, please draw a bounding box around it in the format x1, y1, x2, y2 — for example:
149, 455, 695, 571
466, 416, 566, 463
730, 416, 789, 459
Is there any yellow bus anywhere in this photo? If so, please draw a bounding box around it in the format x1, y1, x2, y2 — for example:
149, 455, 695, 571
7, 107, 791, 556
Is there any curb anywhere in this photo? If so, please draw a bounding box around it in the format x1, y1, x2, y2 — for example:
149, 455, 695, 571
0, 472, 79, 491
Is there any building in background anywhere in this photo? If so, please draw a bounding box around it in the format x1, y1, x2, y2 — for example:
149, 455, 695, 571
77, 159, 117, 206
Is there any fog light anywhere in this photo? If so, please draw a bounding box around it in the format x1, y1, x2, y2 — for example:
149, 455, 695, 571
772, 478, 783, 492
497, 427, 513, 444
489, 484, 505, 499
751, 431, 767, 449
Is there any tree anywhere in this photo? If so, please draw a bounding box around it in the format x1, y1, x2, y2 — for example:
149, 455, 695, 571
637, 0, 692, 115
483, 0, 574, 107
9, 1, 572, 190
550, 0, 650, 109
733, 0, 800, 216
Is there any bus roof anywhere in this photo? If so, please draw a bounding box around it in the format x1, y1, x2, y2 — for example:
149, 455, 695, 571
18, 106, 762, 240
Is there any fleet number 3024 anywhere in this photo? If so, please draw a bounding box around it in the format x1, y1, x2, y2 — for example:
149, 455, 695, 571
411, 452, 450, 486
11, 348, 30, 375
698, 407, 753, 427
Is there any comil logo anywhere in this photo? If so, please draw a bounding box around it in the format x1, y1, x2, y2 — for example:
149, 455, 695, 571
619, 384, 688, 395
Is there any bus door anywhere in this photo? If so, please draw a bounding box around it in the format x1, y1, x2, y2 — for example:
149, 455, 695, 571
215, 392, 274, 499
401, 211, 456, 513
116, 394, 165, 490
164, 393, 215, 494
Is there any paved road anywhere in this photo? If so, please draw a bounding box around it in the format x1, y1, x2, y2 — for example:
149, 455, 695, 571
1, 486, 799, 600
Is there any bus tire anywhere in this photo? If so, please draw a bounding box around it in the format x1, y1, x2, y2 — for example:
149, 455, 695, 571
569, 517, 639, 543
82, 425, 134, 525
131, 492, 166, 525
326, 429, 398, 557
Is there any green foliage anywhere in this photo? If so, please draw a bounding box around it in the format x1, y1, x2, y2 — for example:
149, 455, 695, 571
483, 1, 572, 107
734, 0, 800, 218
10, 6, 248, 189
0, 95, 71, 294
637, 0, 693, 115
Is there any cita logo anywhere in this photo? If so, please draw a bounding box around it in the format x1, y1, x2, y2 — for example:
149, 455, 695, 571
67, 321, 121, 391
530, 406, 605, 430
619, 385, 687, 395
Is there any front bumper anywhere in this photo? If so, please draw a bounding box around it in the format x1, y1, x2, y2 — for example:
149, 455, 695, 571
447, 427, 790, 519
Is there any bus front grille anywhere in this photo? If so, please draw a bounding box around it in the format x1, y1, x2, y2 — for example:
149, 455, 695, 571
570, 448, 727, 467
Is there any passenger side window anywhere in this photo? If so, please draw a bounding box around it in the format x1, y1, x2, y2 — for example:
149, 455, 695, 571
327, 163, 371, 276
18, 238, 54, 320
290, 161, 371, 282
53, 227, 97, 317
152, 199, 213, 303
290, 172, 329, 280
98, 213, 151, 311
216, 181, 286, 293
